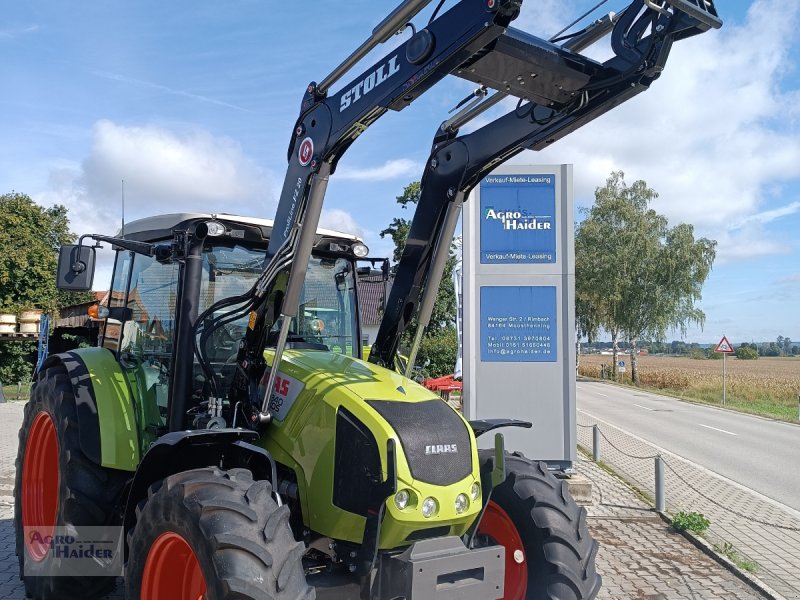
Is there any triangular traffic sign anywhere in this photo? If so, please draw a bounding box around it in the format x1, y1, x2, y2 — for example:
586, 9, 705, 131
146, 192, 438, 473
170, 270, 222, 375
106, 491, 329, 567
715, 335, 734, 353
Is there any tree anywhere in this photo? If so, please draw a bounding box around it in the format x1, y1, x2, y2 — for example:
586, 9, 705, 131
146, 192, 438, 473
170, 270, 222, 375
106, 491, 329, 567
736, 345, 758, 360
779, 335, 792, 356
0, 191, 91, 382
380, 181, 457, 376
575, 172, 716, 383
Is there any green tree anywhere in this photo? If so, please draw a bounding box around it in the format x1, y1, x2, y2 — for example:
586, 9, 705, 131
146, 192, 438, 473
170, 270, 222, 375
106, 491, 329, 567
575, 172, 716, 383
0, 191, 91, 382
415, 327, 458, 380
735, 345, 758, 360
380, 181, 457, 376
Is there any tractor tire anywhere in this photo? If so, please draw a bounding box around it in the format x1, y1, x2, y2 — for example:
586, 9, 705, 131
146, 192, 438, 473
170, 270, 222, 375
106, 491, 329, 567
125, 467, 314, 600
14, 362, 129, 599
476, 451, 601, 600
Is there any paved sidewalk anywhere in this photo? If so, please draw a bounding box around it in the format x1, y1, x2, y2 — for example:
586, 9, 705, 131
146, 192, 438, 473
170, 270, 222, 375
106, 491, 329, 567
0, 401, 767, 599
578, 409, 800, 599
579, 457, 764, 599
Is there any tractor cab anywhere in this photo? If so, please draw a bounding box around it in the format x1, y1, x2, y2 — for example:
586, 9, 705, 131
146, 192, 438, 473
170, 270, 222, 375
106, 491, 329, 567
79, 212, 367, 432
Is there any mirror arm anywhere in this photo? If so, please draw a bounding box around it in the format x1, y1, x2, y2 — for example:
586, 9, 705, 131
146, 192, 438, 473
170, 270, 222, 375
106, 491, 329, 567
79, 234, 155, 257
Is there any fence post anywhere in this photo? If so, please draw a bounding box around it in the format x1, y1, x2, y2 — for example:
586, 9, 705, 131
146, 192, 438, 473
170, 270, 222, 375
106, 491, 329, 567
592, 425, 601, 462
655, 455, 665, 512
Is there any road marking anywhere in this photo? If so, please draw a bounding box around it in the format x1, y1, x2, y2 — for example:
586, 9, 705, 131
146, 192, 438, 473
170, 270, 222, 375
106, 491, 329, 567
596, 393, 609, 398
632, 403, 655, 412
698, 423, 737, 436
577, 409, 800, 520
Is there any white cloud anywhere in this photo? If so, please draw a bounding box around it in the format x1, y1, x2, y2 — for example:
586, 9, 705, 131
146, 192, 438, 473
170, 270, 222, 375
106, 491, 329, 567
91, 71, 254, 114
319, 208, 365, 238
714, 228, 792, 263
336, 158, 421, 181
0, 24, 39, 39
37, 119, 274, 235
504, 0, 800, 263
35, 120, 276, 287
729, 201, 800, 229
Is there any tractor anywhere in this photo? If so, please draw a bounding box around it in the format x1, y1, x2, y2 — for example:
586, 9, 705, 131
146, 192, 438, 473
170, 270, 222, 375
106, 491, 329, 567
15, 1, 721, 598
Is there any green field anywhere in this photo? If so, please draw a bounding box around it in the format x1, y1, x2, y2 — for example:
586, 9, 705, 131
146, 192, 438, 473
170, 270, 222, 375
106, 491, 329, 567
579, 354, 800, 422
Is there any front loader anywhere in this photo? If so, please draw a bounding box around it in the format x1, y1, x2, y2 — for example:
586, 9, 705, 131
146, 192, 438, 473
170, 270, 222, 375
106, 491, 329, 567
15, 1, 721, 599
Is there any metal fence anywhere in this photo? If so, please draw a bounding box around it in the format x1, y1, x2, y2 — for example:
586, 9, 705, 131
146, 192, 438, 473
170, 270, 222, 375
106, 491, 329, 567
577, 413, 800, 599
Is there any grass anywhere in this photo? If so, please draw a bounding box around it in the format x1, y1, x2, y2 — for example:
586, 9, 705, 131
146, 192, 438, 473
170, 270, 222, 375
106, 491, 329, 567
578, 354, 800, 422
714, 542, 760, 573
1, 383, 31, 402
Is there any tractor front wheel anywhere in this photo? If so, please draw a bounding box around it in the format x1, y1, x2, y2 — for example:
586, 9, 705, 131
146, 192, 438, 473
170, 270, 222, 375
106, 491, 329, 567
14, 363, 129, 599
126, 467, 313, 600
476, 451, 601, 600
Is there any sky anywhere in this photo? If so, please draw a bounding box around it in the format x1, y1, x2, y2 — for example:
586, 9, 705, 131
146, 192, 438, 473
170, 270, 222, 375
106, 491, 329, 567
1, 0, 798, 344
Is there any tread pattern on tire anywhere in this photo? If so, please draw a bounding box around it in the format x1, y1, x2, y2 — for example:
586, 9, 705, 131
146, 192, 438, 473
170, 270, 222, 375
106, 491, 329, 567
480, 450, 602, 600
126, 466, 315, 600
14, 363, 129, 600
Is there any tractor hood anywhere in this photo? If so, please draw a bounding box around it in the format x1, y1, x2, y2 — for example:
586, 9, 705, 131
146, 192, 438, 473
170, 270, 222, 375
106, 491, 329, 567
273, 349, 438, 403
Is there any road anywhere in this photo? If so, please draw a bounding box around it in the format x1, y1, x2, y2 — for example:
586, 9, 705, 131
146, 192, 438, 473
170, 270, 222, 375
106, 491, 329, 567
577, 380, 800, 512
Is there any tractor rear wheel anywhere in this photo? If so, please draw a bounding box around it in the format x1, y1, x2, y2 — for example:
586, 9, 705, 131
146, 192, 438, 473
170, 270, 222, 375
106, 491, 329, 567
14, 363, 129, 599
476, 451, 601, 600
125, 467, 313, 600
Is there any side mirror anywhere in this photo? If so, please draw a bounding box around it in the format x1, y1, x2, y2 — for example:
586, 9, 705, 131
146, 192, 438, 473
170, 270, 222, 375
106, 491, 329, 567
57, 245, 96, 291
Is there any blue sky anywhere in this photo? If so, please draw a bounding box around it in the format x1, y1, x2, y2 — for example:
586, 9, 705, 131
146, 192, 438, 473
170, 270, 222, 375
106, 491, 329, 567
2, 0, 798, 344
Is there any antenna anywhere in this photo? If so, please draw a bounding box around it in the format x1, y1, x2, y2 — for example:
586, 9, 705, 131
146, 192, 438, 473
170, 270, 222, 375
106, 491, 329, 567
121, 179, 125, 238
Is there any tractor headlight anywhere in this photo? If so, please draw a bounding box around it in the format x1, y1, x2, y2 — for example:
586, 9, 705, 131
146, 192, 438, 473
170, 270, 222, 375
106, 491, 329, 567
470, 482, 480, 501
206, 221, 226, 236
352, 243, 369, 258
455, 494, 469, 514
421, 497, 438, 518
394, 489, 411, 510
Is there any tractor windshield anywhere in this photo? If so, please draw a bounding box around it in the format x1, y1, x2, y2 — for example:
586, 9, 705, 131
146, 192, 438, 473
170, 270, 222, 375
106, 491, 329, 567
199, 244, 359, 366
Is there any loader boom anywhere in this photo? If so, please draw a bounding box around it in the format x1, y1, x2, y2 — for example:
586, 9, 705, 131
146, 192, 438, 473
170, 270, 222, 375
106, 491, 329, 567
367, 0, 722, 370
193, 0, 526, 429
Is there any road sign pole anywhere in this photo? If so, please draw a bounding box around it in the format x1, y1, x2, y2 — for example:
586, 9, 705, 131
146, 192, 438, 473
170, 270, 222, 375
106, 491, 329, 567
722, 352, 726, 405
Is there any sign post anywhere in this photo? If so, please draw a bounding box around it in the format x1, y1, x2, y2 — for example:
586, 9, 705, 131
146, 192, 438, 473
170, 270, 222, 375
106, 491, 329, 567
714, 336, 735, 405
463, 164, 574, 470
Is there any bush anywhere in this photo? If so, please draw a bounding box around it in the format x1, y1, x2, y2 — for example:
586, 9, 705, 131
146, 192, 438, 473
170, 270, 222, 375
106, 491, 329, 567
736, 346, 758, 360
415, 327, 458, 378
689, 347, 706, 360
671, 511, 710, 535
0, 340, 36, 384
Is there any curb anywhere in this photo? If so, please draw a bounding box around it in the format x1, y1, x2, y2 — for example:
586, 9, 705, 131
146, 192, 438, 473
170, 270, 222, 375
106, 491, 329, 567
657, 512, 788, 600
576, 443, 788, 600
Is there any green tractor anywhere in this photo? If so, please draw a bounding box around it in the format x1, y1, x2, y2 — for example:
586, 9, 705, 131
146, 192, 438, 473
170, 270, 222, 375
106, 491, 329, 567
14, 1, 721, 598
17, 211, 595, 600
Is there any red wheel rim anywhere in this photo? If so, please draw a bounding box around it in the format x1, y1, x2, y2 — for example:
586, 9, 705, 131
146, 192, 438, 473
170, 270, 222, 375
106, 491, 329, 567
21, 411, 60, 562
141, 532, 207, 600
477, 500, 528, 600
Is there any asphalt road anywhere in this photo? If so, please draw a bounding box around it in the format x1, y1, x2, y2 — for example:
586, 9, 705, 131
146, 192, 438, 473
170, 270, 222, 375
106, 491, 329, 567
577, 380, 800, 512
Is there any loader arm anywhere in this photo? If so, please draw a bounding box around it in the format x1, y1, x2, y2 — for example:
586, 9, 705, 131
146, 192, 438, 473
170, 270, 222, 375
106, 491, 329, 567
189, 0, 528, 429
368, 0, 722, 370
